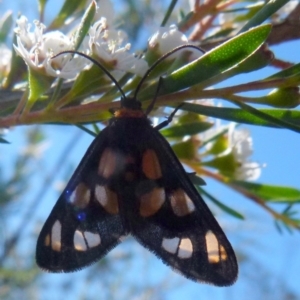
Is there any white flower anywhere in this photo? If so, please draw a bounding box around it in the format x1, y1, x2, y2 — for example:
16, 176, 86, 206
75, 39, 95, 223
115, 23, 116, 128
14, 16, 41, 50
148, 25, 202, 60
234, 161, 262, 181
229, 127, 253, 161
89, 17, 148, 77
0, 44, 12, 77
41, 32, 89, 78
14, 16, 86, 79
0, 128, 9, 136
148, 25, 189, 52
228, 124, 262, 181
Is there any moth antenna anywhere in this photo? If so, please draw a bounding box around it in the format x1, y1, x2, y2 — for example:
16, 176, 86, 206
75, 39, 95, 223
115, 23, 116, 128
52, 51, 127, 99
133, 44, 205, 105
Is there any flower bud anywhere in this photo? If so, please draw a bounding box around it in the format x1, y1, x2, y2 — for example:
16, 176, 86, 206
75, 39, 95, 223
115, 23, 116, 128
265, 87, 300, 108
172, 138, 200, 161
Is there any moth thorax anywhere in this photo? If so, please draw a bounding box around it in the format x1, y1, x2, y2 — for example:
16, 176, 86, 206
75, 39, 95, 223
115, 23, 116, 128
114, 108, 145, 118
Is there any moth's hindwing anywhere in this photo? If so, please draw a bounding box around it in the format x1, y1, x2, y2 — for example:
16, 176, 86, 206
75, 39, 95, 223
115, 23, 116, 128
125, 121, 238, 286
36, 127, 127, 272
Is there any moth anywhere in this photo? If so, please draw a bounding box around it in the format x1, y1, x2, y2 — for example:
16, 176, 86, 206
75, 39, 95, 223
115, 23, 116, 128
36, 47, 238, 286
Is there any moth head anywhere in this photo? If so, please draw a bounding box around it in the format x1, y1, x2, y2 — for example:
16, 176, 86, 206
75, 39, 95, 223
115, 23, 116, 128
120, 97, 142, 110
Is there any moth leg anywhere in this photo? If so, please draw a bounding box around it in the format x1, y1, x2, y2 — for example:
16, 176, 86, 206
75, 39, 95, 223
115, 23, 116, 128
145, 77, 164, 116
155, 102, 184, 131
145, 76, 184, 130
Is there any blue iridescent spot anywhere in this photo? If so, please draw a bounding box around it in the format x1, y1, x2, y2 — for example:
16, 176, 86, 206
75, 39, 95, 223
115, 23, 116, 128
65, 189, 72, 201
77, 212, 86, 221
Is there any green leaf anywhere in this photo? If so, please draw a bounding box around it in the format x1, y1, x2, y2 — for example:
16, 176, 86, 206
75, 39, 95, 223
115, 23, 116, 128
0, 11, 13, 43
229, 45, 273, 74
267, 62, 300, 80
3, 33, 27, 89
139, 25, 271, 100
0, 136, 9, 144
229, 98, 300, 133
172, 139, 198, 160
234, 2, 265, 23
231, 181, 300, 203
76, 124, 98, 137
48, 0, 86, 29
239, 0, 290, 33
160, 0, 178, 26
203, 153, 237, 177
27, 68, 54, 108
181, 103, 300, 128
190, 45, 273, 90
61, 64, 109, 104
73, 1, 96, 50
190, 174, 206, 186
206, 134, 228, 155
161, 24, 271, 95
160, 121, 213, 137
38, 0, 47, 21
274, 219, 294, 234
198, 187, 244, 220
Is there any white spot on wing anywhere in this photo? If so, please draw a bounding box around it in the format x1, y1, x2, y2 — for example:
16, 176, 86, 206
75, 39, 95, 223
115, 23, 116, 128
205, 230, 220, 263
178, 238, 193, 259
84, 231, 101, 248
162, 237, 180, 254
170, 189, 195, 217
74, 230, 87, 251
95, 185, 119, 214
184, 194, 195, 213
98, 148, 117, 178
95, 185, 108, 207
51, 220, 62, 251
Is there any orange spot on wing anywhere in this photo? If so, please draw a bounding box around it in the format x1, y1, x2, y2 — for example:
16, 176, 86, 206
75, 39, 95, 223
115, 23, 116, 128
140, 187, 165, 217
44, 234, 50, 247
142, 149, 162, 180
220, 245, 228, 261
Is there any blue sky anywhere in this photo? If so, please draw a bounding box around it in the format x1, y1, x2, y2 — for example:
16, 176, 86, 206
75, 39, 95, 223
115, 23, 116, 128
1, 0, 300, 299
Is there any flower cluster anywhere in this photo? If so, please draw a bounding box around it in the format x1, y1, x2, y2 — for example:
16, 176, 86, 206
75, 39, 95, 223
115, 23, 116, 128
14, 16, 86, 79
14, 2, 149, 79
13, 2, 203, 81
197, 120, 262, 181
88, 17, 147, 78
228, 125, 261, 181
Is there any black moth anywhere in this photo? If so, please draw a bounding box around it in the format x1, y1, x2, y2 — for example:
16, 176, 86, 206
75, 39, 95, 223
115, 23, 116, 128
36, 46, 238, 286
